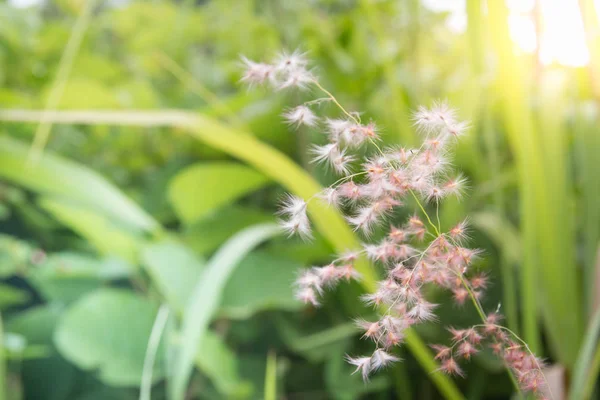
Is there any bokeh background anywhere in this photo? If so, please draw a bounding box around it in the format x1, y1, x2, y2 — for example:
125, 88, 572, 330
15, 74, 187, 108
0, 0, 599, 399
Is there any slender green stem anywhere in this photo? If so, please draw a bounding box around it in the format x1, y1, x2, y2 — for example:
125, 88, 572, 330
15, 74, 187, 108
458, 272, 524, 397
409, 190, 441, 236
311, 80, 360, 124
436, 201, 442, 232
28, 0, 98, 164
140, 305, 170, 400
457, 274, 487, 322
264, 350, 277, 400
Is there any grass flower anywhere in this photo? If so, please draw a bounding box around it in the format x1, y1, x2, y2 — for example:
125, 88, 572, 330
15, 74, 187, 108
241, 51, 549, 399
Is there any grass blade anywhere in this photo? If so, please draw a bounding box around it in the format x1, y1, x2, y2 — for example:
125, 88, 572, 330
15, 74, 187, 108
0, 135, 159, 233
488, 2, 583, 367
169, 223, 281, 400
140, 305, 170, 400
570, 308, 600, 400
28, 0, 98, 164
0, 312, 5, 400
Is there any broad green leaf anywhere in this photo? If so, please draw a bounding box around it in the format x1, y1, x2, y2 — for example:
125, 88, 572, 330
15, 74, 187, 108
168, 162, 270, 224
0, 136, 158, 233
7, 306, 63, 346
169, 223, 281, 400
141, 240, 204, 313
7, 305, 78, 400
219, 251, 301, 319
39, 197, 142, 262
0, 234, 33, 277
54, 288, 164, 387
29, 252, 131, 304
196, 331, 252, 398
182, 205, 274, 255
0, 284, 30, 309
3, 332, 49, 361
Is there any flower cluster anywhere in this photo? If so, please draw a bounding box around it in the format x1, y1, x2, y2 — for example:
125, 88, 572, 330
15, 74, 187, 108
241, 51, 549, 398
240, 50, 314, 90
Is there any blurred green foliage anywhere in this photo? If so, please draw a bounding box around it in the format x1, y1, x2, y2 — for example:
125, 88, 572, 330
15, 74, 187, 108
0, 0, 599, 399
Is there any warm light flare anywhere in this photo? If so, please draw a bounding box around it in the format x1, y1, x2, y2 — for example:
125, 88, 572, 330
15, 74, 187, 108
425, 0, 600, 67
509, 0, 591, 67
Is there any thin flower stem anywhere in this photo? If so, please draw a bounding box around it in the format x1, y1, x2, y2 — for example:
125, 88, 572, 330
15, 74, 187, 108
436, 201, 442, 232
456, 273, 525, 397
311, 79, 360, 124
409, 189, 441, 236
369, 138, 386, 157
457, 274, 487, 322
303, 97, 332, 106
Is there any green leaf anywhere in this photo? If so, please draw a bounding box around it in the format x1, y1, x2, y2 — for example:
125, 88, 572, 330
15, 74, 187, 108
39, 197, 142, 262
0, 135, 158, 233
0, 284, 30, 309
169, 223, 281, 400
29, 252, 131, 304
7, 305, 79, 400
167, 162, 270, 224
54, 288, 164, 387
219, 251, 301, 319
7, 305, 62, 346
471, 212, 521, 264
570, 308, 600, 400
196, 331, 252, 397
182, 205, 274, 256
141, 240, 254, 397
0, 234, 33, 277
141, 240, 204, 313
140, 305, 170, 400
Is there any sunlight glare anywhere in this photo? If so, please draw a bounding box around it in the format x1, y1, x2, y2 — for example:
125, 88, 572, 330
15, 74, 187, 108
508, 0, 591, 67
425, 0, 597, 67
